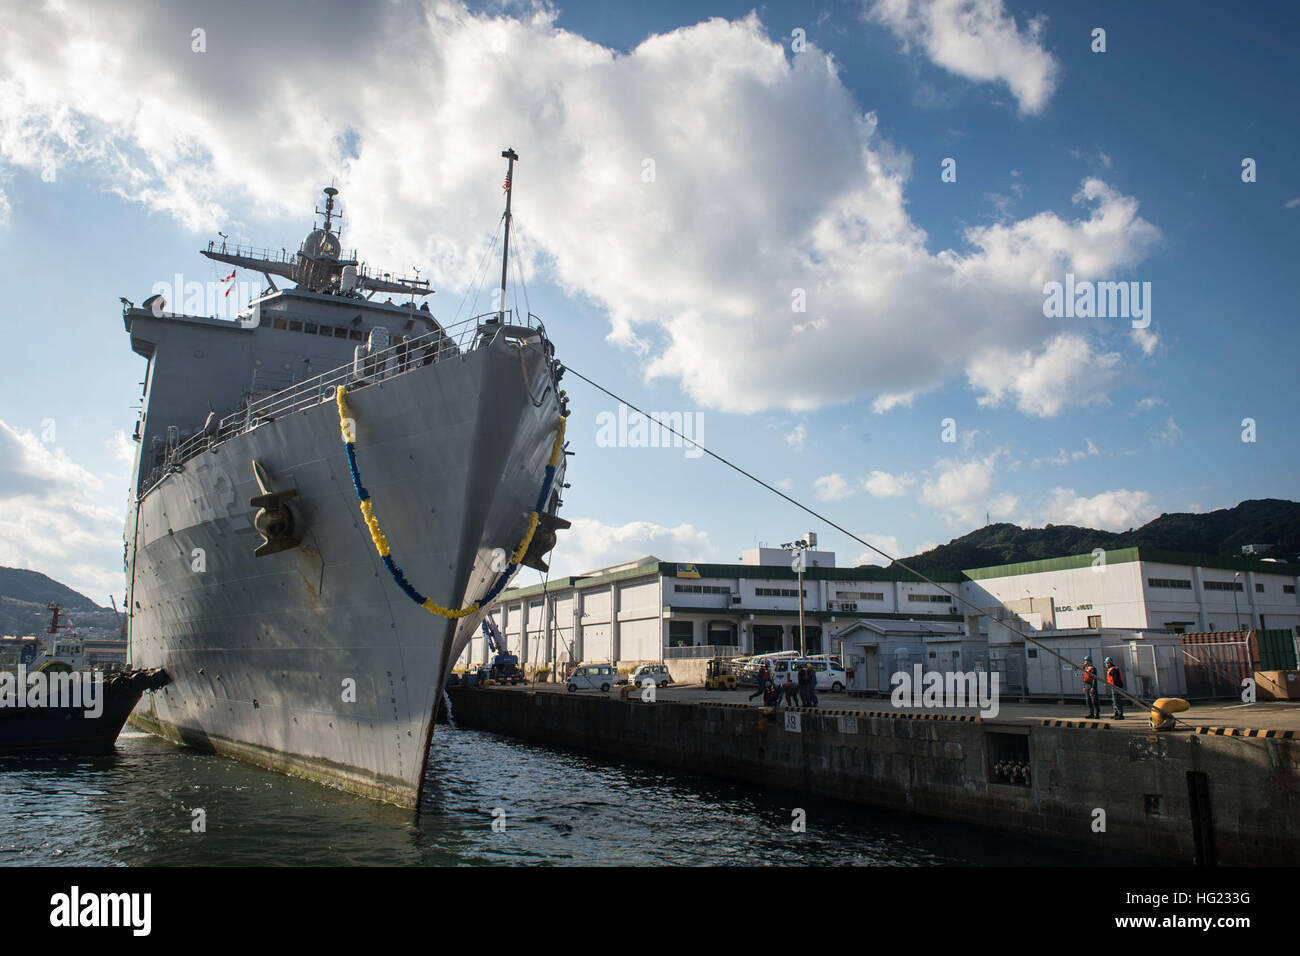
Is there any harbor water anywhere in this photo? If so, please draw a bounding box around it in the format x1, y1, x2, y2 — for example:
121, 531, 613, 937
0, 725, 1076, 866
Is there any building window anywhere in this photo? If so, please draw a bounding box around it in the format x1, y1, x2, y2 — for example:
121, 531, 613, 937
529, 599, 544, 608
907, 593, 953, 603
1285, 585, 1296, 594
835, 590, 884, 601
755, 587, 805, 598
1203, 581, 1243, 592
668, 621, 694, 647
674, 584, 730, 595
1087, 615, 1101, 628
1147, 578, 1192, 590
1255, 583, 1265, 593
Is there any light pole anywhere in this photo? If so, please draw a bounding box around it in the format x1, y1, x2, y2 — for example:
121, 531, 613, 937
781, 537, 810, 657
1232, 571, 1243, 632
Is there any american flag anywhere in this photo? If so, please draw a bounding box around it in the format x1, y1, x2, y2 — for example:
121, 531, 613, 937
502, 168, 512, 191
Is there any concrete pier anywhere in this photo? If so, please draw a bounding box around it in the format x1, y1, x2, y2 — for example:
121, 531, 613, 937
447, 686, 1300, 865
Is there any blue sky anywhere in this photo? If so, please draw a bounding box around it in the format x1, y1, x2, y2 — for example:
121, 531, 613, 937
0, 0, 1296, 601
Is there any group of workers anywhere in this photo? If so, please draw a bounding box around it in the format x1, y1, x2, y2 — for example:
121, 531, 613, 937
1081, 655, 1126, 719
747, 661, 821, 709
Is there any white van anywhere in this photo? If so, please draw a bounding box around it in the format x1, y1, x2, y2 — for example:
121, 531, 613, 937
567, 663, 616, 693
793, 658, 848, 693
628, 662, 674, 688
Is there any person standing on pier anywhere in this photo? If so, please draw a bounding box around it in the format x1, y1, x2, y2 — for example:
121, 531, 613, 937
1104, 657, 1125, 719
782, 674, 799, 707
1081, 656, 1100, 719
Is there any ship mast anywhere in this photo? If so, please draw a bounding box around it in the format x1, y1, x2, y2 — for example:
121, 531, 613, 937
498, 148, 518, 323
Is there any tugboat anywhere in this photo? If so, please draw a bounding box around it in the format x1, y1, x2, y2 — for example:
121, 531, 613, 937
0, 604, 169, 754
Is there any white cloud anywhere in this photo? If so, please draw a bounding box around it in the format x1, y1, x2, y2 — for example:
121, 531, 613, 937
966, 332, 1122, 417
867, 0, 1061, 115
0, 420, 121, 602
784, 424, 807, 452
0, 3, 1160, 420
1132, 395, 1165, 413
813, 473, 853, 502
1285, 197, 1300, 209
871, 391, 918, 414
1041, 487, 1156, 531
1033, 437, 1098, 468
919, 452, 1002, 526
546, 517, 712, 578
1131, 326, 1158, 355
1153, 415, 1183, 446
863, 469, 915, 497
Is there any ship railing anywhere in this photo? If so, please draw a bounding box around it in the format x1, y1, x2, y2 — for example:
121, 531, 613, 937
151, 309, 546, 483
203, 239, 362, 266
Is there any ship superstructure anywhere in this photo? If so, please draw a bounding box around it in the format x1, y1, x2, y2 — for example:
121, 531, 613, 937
123, 154, 569, 806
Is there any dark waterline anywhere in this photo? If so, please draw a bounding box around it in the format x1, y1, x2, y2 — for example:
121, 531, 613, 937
0, 726, 1078, 866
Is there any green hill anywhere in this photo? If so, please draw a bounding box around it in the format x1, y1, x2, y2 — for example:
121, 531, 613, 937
891, 498, 1300, 573
0, 568, 120, 639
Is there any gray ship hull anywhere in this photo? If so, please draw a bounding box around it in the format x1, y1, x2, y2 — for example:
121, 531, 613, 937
127, 333, 563, 806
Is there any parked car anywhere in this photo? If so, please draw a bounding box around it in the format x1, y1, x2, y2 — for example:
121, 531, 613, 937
628, 662, 674, 688
566, 663, 617, 693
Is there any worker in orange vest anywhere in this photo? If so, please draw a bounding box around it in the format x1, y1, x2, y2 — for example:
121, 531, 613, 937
1105, 656, 1125, 719
1081, 656, 1100, 719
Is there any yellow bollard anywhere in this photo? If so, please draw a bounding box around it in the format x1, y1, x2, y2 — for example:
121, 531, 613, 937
1149, 697, 1189, 731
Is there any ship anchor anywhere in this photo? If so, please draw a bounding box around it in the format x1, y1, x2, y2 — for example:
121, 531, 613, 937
250, 459, 301, 557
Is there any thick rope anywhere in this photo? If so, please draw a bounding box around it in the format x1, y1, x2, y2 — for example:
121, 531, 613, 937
336, 384, 566, 619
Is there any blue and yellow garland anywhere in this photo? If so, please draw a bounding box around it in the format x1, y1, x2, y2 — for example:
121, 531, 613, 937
335, 384, 567, 620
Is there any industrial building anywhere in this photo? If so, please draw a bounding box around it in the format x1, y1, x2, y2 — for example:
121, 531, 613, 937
961, 547, 1300, 635
455, 544, 966, 673
455, 542, 1300, 692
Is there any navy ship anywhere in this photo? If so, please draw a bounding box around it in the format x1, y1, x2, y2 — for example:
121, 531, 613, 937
122, 151, 570, 807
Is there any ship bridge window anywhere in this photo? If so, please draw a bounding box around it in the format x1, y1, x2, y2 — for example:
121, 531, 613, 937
349, 329, 364, 341
333, 327, 349, 339
288, 320, 303, 332
272, 317, 289, 330
304, 322, 318, 334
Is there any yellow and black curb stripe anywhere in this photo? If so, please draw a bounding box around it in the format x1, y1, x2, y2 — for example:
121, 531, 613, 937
701, 702, 982, 723
1194, 726, 1295, 738
1040, 719, 1112, 730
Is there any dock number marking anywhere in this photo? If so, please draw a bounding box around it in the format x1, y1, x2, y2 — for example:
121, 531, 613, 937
784, 712, 801, 733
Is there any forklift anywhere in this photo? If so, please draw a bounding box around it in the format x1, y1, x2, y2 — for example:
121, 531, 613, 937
704, 657, 738, 690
